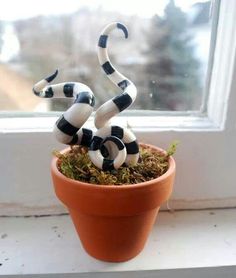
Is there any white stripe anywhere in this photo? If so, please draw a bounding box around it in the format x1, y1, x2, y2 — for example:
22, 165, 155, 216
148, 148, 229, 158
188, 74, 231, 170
49, 83, 67, 98
53, 125, 73, 144
64, 103, 93, 128
122, 128, 137, 143
108, 70, 127, 87
89, 150, 103, 169
76, 129, 84, 145
125, 153, 139, 166
94, 125, 112, 137
74, 83, 93, 95
94, 100, 119, 129
100, 22, 117, 36
33, 79, 48, 94
125, 83, 137, 102
113, 148, 127, 169
97, 47, 109, 65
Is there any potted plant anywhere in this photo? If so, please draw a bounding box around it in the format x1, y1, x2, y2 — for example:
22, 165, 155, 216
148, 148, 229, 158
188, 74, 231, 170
33, 22, 176, 262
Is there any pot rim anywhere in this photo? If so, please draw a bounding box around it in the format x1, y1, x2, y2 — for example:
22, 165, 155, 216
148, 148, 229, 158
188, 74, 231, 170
51, 142, 176, 190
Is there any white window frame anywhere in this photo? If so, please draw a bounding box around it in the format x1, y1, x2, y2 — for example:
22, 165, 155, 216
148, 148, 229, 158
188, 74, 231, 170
0, 0, 235, 216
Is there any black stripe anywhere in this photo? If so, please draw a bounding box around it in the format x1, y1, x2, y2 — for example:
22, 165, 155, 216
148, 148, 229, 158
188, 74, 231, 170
102, 61, 115, 75
90, 136, 103, 151
74, 91, 95, 107
125, 141, 139, 154
103, 136, 124, 150
63, 83, 75, 97
117, 23, 128, 38
100, 145, 109, 158
45, 69, 58, 82
112, 93, 133, 112
69, 134, 79, 145
44, 87, 54, 98
56, 115, 79, 136
32, 88, 40, 96
118, 79, 130, 90
111, 126, 124, 139
102, 159, 115, 171
80, 128, 93, 147
98, 35, 108, 48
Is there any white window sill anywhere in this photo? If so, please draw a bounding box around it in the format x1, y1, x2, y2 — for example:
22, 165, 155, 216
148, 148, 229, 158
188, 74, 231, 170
0, 114, 221, 134
1, 209, 236, 277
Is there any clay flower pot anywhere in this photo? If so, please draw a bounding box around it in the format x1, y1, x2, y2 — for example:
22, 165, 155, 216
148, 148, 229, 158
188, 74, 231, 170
51, 143, 176, 262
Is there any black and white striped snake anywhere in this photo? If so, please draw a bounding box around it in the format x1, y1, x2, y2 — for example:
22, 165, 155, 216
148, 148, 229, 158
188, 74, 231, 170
33, 22, 139, 171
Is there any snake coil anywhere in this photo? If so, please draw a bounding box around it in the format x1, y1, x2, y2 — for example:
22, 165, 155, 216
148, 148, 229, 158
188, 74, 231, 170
33, 22, 139, 170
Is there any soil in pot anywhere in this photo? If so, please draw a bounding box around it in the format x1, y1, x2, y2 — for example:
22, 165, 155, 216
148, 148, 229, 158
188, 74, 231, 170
53, 142, 177, 185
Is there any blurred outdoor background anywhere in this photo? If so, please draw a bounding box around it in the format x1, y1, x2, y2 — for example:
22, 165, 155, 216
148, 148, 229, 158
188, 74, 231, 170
0, 0, 212, 112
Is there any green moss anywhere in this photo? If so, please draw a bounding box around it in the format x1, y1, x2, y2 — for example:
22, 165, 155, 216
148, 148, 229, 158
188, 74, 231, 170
166, 140, 179, 157
53, 142, 178, 186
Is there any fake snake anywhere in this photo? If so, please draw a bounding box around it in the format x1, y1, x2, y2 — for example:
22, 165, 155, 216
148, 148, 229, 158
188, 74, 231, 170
33, 22, 139, 171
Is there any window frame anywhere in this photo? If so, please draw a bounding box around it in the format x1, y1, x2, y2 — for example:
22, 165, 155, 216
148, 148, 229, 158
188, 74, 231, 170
1, 0, 236, 216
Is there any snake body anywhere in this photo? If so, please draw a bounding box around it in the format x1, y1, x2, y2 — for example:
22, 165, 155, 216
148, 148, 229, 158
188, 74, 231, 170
33, 22, 139, 170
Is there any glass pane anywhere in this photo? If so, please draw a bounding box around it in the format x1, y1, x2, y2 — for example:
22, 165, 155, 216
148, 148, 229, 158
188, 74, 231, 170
0, 0, 213, 112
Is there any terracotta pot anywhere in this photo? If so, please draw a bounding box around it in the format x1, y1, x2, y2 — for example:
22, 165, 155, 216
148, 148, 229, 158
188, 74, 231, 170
51, 143, 176, 262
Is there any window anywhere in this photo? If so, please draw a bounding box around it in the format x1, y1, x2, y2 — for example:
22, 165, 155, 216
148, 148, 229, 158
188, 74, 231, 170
0, 0, 236, 216
1, 0, 212, 112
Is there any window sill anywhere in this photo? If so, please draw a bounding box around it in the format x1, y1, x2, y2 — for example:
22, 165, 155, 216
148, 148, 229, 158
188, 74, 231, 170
0, 115, 235, 213
1, 209, 236, 277
0, 114, 221, 134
